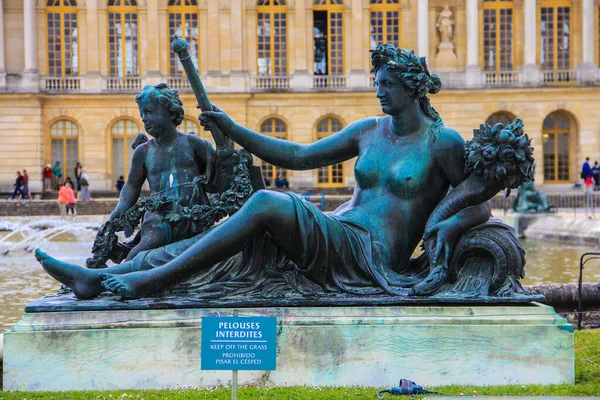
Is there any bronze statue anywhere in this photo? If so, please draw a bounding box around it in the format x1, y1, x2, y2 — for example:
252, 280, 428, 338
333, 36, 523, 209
35, 43, 536, 303
512, 179, 555, 213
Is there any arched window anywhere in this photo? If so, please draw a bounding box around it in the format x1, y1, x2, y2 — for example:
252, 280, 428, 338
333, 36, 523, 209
50, 120, 79, 176
483, 0, 514, 71
46, 0, 79, 76
180, 118, 214, 146
486, 111, 515, 127
108, 0, 139, 77
369, 0, 400, 49
259, 118, 288, 184
257, 0, 288, 76
111, 119, 139, 182
180, 118, 199, 135
313, 0, 344, 76
542, 112, 571, 183
540, 1, 572, 72
316, 117, 344, 187
168, 0, 199, 76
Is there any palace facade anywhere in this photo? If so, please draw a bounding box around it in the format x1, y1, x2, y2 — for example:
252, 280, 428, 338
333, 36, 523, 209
0, 0, 599, 192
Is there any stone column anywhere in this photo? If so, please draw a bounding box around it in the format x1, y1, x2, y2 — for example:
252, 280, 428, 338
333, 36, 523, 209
290, 1, 312, 90
84, 0, 101, 92
346, 0, 369, 89
579, 0, 598, 83
0, 0, 6, 87
465, 0, 481, 87
521, 0, 540, 85
22, 0, 39, 91
23, 0, 37, 73
418, 0, 429, 58
144, 0, 162, 84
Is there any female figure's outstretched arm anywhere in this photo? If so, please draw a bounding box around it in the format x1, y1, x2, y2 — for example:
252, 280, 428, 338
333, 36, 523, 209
200, 108, 369, 170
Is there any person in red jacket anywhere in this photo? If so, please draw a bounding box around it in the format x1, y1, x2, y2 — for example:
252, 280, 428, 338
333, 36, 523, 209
64, 181, 77, 216
42, 164, 53, 192
22, 169, 33, 201
57, 183, 68, 216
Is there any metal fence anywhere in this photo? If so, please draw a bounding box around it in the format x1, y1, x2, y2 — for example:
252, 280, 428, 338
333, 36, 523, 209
490, 192, 600, 219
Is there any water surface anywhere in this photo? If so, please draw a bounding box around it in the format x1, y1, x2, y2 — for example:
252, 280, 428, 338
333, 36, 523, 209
1, 220, 599, 333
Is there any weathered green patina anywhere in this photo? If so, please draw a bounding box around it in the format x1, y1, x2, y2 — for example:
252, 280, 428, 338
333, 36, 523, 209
35, 41, 540, 304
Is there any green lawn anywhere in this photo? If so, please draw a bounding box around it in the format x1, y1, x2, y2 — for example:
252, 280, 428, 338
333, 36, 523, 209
2, 330, 599, 399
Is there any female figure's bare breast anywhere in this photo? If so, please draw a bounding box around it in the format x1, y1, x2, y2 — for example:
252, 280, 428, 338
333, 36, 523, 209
341, 117, 450, 266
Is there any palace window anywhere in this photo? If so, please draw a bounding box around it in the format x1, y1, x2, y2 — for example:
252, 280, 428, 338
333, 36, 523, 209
180, 118, 199, 135
257, 1, 288, 76
316, 117, 344, 187
483, 0, 514, 71
313, 0, 344, 76
486, 111, 515, 126
540, 2, 571, 70
168, 0, 199, 76
50, 120, 79, 176
369, 0, 400, 49
46, 0, 79, 76
259, 118, 288, 184
112, 119, 139, 182
542, 112, 571, 183
108, 0, 139, 77
180, 118, 214, 146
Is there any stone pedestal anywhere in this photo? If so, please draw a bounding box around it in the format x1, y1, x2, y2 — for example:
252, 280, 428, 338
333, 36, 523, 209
464, 65, 483, 88
520, 64, 541, 86
435, 43, 459, 71
578, 63, 599, 85
289, 70, 311, 90
3, 304, 574, 391
502, 212, 549, 237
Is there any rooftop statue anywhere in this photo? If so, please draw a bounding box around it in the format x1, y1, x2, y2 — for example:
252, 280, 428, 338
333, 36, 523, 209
35, 42, 539, 305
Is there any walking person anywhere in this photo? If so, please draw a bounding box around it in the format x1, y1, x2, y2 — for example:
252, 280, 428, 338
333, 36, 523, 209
581, 157, 592, 185
64, 181, 77, 216
42, 164, 53, 192
9, 171, 24, 201
584, 175, 595, 219
79, 167, 92, 201
115, 175, 125, 193
74, 162, 83, 199
52, 161, 63, 190
22, 169, 33, 201
57, 183, 68, 216
592, 161, 600, 190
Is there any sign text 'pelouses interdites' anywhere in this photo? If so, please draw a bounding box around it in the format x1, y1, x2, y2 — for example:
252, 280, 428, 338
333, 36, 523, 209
201, 316, 277, 370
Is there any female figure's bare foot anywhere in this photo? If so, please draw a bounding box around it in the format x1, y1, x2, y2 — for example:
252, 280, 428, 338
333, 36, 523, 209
35, 249, 105, 299
100, 271, 156, 300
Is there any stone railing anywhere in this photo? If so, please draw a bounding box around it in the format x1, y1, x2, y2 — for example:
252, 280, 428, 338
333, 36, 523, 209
312, 75, 347, 89
102, 76, 143, 92
541, 69, 578, 85
1, 66, 598, 94
251, 76, 291, 90
42, 76, 83, 92
166, 76, 192, 91
483, 71, 519, 86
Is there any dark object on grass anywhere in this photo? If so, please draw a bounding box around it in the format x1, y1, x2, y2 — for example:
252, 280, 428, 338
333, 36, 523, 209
377, 379, 437, 398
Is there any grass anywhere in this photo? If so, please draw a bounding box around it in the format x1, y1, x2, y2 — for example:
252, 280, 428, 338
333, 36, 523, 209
1, 330, 599, 399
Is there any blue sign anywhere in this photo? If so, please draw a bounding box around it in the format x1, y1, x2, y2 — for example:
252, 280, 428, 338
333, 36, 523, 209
201, 316, 277, 370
